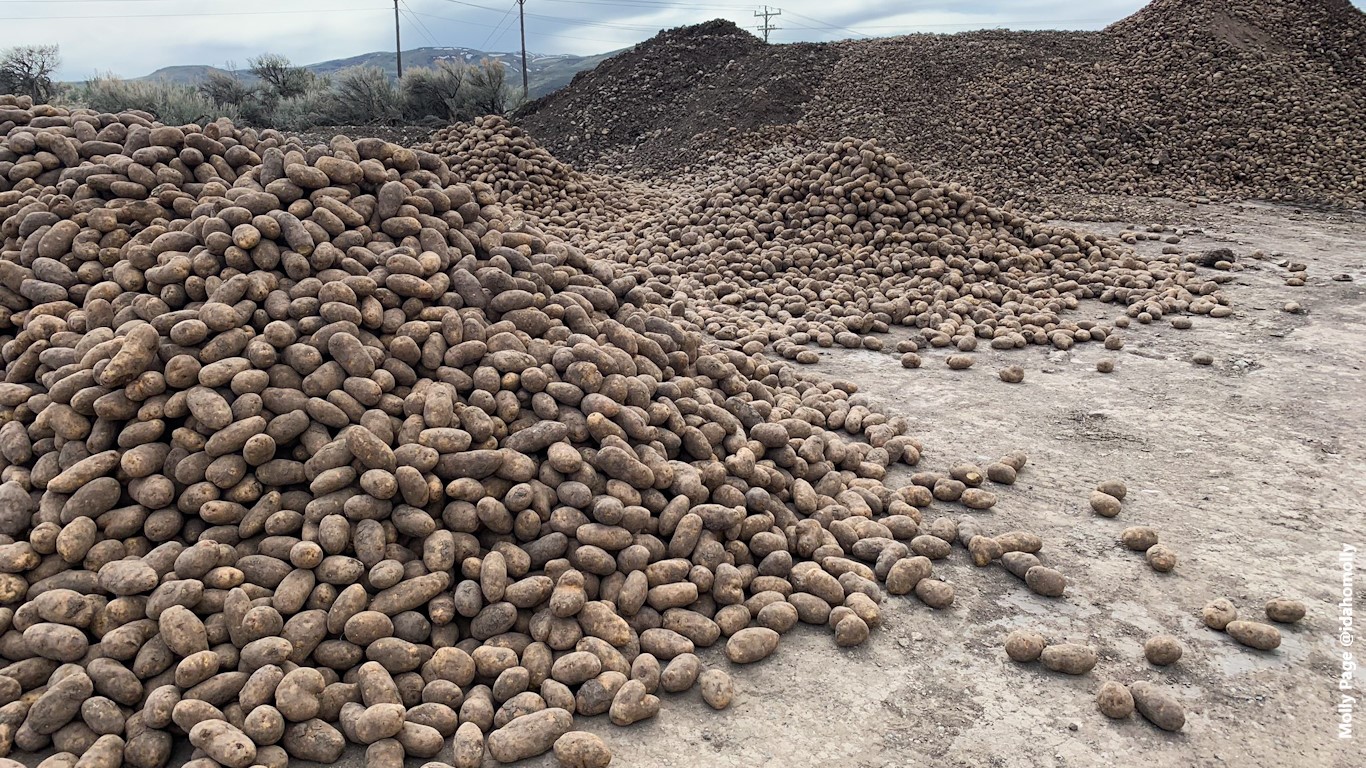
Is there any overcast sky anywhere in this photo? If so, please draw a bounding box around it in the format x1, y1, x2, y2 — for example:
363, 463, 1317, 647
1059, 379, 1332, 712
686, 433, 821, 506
4, 0, 1363, 80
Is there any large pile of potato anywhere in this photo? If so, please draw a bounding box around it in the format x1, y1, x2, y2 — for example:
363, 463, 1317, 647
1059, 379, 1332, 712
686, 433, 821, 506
519, 0, 1366, 210
0, 94, 1012, 768
428, 123, 1230, 366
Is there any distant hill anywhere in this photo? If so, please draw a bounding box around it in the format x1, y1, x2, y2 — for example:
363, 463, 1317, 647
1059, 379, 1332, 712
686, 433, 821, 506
133, 47, 618, 99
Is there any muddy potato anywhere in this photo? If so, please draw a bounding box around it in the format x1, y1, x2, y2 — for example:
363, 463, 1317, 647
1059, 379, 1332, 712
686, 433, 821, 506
1096, 480, 1127, 500
724, 628, 779, 664
1129, 682, 1185, 731
1089, 491, 1122, 518
698, 669, 734, 710
1225, 620, 1281, 651
1265, 598, 1306, 624
487, 707, 573, 762
1097, 681, 1135, 719
608, 679, 659, 726
1039, 643, 1097, 675
1024, 567, 1066, 598
998, 366, 1024, 384
188, 720, 256, 768
1005, 630, 1046, 663
554, 731, 612, 768
1120, 527, 1158, 551
913, 579, 954, 609
1202, 598, 1238, 630
1143, 635, 1183, 666
1145, 544, 1177, 572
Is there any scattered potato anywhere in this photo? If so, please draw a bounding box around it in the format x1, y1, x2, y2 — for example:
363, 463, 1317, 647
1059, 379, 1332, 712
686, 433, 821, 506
1130, 682, 1186, 731
1024, 566, 1067, 598
1121, 527, 1158, 551
1005, 630, 1047, 663
1265, 598, 1306, 624
946, 355, 974, 370
999, 366, 1025, 383
1090, 491, 1122, 518
1143, 635, 1183, 666
1097, 681, 1135, 719
554, 732, 612, 768
1202, 598, 1238, 631
1096, 360, 1115, 373
1145, 545, 1178, 572
1225, 621, 1282, 651
1095, 480, 1127, 500
1040, 644, 1098, 675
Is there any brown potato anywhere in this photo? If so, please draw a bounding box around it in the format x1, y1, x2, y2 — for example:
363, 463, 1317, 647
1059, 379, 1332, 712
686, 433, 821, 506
554, 731, 612, 768
1097, 681, 1134, 719
1089, 491, 1121, 518
1265, 598, 1306, 624
1202, 598, 1238, 631
486, 707, 573, 762
1120, 527, 1158, 551
1225, 620, 1281, 651
1024, 566, 1066, 598
1129, 681, 1185, 731
1145, 545, 1177, 573
1039, 643, 1097, 675
1004, 630, 1046, 663
1143, 635, 1183, 666
724, 628, 779, 664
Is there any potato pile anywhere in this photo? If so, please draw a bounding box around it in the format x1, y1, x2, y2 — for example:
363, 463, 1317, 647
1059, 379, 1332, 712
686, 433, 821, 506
0, 95, 1006, 768
519, 0, 1366, 211
425, 126, 1223, 367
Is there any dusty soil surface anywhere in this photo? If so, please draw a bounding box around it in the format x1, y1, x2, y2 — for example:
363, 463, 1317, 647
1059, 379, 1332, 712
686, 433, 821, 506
512, 199, 1363, 767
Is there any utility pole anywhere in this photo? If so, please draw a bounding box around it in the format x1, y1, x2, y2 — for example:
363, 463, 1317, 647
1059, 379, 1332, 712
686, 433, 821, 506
394, 0, 403, 77
754, 5, 781, 43
518, 0, 529, 98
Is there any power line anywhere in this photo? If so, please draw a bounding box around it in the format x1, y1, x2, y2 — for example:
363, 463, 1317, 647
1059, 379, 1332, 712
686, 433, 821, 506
402, 1, 443, 46
753, 4, 780, 43
479, 1, 519, 49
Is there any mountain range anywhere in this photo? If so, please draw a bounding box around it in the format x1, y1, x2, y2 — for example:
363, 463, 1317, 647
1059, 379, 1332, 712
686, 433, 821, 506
132, 46, 618, 99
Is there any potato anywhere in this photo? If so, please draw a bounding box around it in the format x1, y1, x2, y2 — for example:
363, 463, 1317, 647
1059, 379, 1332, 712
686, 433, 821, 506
1225, 620, 1281, 651
1096, 480, 1126, 500
1265, 598, 1306, 624
660, 654, 701, 693
1039, 643, 1097, 675
486, 707, 573, 762
1145, 545, 1177, 572
1096, 359, 1115, 373
968, 536, 1002, 567
1004, 630, 1046, 663
188, 720, 256, 768
554, 731, 612, 768
451, 721, 485, 768
1143, 635, 1183, 666
1202, 598, 1237, 630
913, 579, 954, 609
946, 355, 974, 370
1089, 491, 1121, 518
698, 669, 734, 710
608, 679, 659, 726
960, 488, 996, 510
1129, 682, 1185, 731
1024, 567, 1066, 598
1097, 681, 1134, 719
724, 628, 779, 664
1120, 527, 1158, 551
998, 366, 1024, 383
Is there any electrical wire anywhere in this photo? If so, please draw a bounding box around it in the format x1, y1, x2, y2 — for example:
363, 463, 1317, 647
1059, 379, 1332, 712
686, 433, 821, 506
479, 1, 520, 50
402, 0, 444, 46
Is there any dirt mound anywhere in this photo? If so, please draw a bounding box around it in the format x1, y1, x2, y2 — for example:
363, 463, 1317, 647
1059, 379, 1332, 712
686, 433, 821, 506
518, 20, 836, 175
517, 0, 1366, 210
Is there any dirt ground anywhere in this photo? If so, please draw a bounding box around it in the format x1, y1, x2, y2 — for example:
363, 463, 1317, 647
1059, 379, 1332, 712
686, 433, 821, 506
492, 199, 1364, 768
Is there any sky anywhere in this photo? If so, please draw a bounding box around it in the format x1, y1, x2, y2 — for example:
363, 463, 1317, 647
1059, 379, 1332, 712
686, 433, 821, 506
3, 0, 1364, 80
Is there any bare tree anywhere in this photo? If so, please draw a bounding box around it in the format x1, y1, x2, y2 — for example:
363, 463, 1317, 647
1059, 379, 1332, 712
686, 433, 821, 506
0, 45, 60, 103
249, 53, 313, 99
467, 58, 509, 115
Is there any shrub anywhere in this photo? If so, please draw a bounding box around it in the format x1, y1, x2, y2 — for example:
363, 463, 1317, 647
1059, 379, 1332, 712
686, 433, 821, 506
81, 76, 237, 125
401, 61, 466, 121
327, 66, 402, 124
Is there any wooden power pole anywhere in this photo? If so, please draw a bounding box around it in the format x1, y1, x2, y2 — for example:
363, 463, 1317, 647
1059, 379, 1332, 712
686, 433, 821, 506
394, 0, 403, 77
754, 5, 781, 43
518, 0, 529, 98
